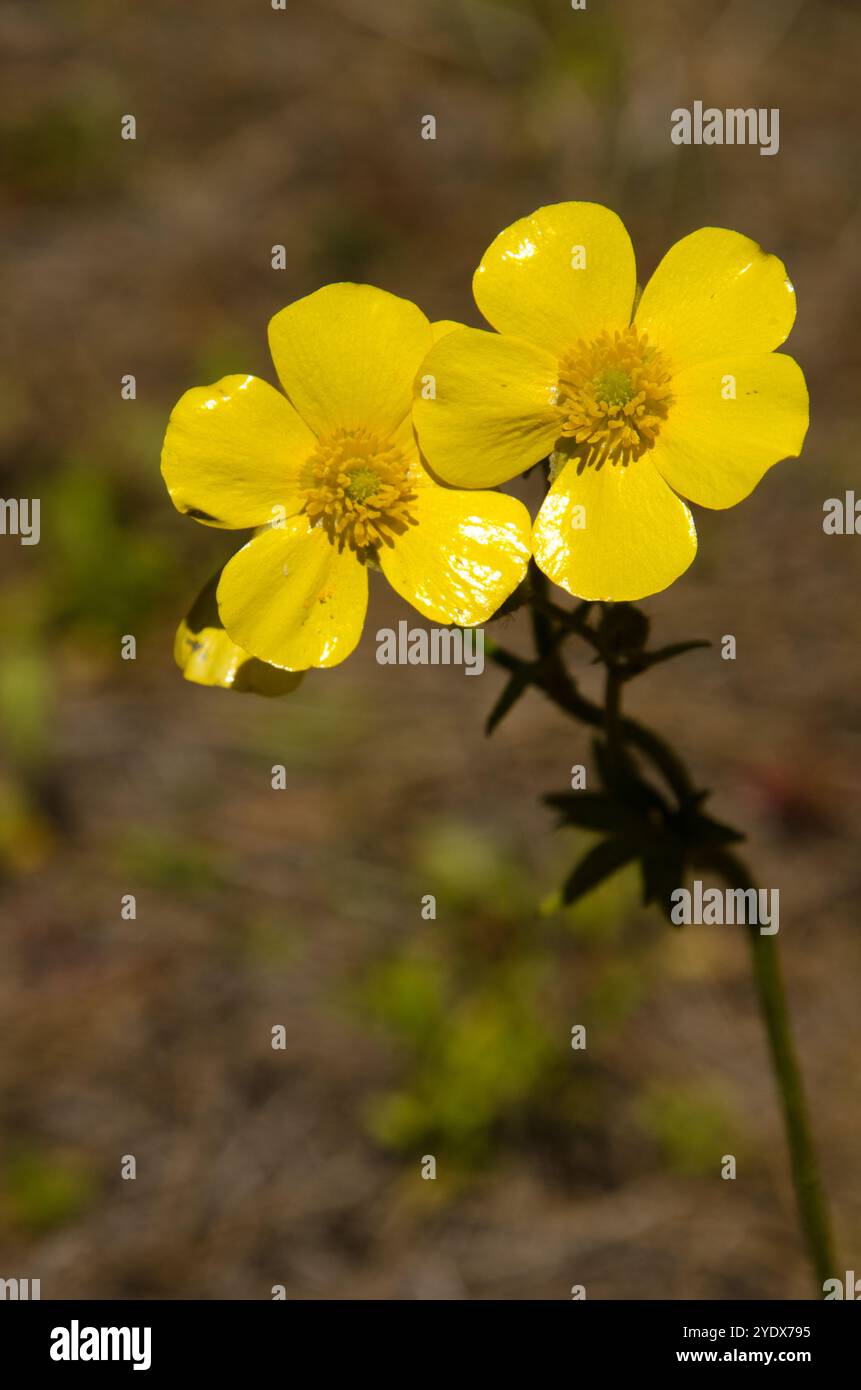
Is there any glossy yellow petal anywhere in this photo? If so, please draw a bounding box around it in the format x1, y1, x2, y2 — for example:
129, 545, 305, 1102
635, 228, 797, 371
473, 202, 637, 356
175, 571, 305, 696
653, 353, 808, 509
412, 327, 559, 488
268, 283, 432, 438
533, 457, 697, 602
161, 374, 315, 529
379, 485, 531, 625
217, 518, 367, 670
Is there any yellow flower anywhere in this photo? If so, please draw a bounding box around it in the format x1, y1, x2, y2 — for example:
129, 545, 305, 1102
412, 203, 809, 601
162, 284, 532, 669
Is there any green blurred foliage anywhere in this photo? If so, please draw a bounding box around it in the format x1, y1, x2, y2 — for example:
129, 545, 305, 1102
116, 822, 236, 900
0, 773, 56, 874
356, 821, 658, 1175
238, 912, 307, 968
0, 643, 54, 767
45, 463, 173, 638
0, 1147, 98, 1235
541, 853, 642, 946
0, 458, 174, 785
587, 956, 647, 1032
116, 826, 232, 897
2, 101, 127, 204
412, 819, 535, 920
311, 210, 396, 283
193, 329, 261, 386
463, 0, 625, 99
637, 1081, 743, 1179
363, 953, 559, 1164
539, 2, 624, 99
235, 682, 373, 766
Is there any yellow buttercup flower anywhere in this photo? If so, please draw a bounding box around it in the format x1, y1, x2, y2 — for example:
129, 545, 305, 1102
162, 284, 532, 670
412, 202, 809, 601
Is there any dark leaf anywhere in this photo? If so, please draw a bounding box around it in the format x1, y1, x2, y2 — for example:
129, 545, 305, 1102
544, 791, 639, 833
689, 813, 746, 848
592, 736, 668, 817
641, 841, 686, 922
638, 639, 711, 671
562, 837, 639, 905
484, 640, 521, 673
485, 666, 534, 735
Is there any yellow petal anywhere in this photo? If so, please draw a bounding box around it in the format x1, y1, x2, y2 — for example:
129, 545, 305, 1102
268, 283, 432, 438
391, 414, 438, 490
473, 202, 637, 356
431, 319, 467, 343
653, 353, 808, 509
379, 485, 532, 625
635, 228, 797, 371
217, 518, 367, 670
161, 374, 315, 528
412, 327, 559, 488
175, 571, 305, 696
533, 457, 697, 602
412, 321, 469, 412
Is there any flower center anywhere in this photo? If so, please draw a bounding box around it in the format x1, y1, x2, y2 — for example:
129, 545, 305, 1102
302, 426, 418, 552
554, 325, 673, 469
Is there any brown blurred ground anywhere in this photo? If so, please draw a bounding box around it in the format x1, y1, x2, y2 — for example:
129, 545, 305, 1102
0, 0, 860, 1298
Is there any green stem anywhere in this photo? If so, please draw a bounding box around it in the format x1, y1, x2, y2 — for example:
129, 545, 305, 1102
699, 848, 838, 1293
509, 585, 698, 807
604, 665, 624, 760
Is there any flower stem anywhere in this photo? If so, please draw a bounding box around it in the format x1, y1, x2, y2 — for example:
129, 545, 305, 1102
604, 667, 625, 765
698, 848, 837, 1293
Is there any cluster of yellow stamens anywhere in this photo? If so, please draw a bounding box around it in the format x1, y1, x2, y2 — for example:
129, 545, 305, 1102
303, 426, 418, 552
555, 325, 673, 469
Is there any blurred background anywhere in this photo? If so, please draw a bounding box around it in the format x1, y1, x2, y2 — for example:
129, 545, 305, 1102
1, 0, 860, 1299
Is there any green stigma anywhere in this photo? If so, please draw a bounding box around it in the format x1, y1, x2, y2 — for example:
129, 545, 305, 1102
345, 466, 381, 503
593, 366, 633, 406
